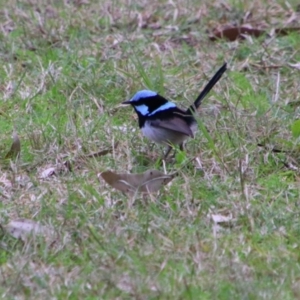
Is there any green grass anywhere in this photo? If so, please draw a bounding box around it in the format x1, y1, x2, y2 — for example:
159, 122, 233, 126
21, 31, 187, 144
1, 0, 300, 299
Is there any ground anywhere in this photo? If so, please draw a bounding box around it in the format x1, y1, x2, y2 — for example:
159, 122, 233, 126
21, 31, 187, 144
0, 0, 300, 299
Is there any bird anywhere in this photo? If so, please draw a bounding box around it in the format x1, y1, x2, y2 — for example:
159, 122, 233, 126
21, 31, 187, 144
122, 63, 227, 158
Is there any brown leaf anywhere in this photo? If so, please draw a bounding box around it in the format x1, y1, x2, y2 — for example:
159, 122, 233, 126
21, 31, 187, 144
5, 132, 21, 159
4, 219, 50, 242
210, 25, 300, 42
100, 169, 176, 194
71, 0, 90, 6
274, 27, 300, 36
209, 25, 265, 41
86, 148, 114, 158
84, 142, 119, 158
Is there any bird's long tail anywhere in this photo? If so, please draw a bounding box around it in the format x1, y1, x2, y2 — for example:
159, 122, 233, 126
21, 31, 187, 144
186, 62, 227, 114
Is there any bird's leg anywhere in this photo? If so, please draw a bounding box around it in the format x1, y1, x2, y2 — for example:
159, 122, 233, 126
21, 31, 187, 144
163, 142, 186, 160
163, 145, 173, 159
149, 143, 155, 152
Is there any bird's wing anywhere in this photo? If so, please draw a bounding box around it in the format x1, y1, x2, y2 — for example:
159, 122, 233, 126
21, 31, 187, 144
150, 117, 194, 137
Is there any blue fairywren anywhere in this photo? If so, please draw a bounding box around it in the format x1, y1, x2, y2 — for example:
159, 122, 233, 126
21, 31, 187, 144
122, 63, 227, 158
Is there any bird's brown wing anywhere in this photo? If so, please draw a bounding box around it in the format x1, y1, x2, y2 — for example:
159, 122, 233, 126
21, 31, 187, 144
150, 117, 194, 137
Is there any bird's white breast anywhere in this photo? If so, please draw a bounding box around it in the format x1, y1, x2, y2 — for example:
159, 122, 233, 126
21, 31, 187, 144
142, 121, 197, 145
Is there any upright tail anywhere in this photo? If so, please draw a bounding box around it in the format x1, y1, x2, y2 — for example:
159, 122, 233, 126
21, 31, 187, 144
186, 62, 227, 114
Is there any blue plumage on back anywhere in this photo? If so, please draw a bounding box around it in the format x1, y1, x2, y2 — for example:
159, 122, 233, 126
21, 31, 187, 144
148, 102, 176, 116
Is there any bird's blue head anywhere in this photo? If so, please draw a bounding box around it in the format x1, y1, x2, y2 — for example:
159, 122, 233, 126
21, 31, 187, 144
122, 89, 176, 116
128, 90, 158, 102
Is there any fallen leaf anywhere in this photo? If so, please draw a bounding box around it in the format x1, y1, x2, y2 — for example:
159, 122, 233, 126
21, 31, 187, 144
85, 142, 119, 158
73, 0, 90, 6
209, 25, 265, 41
0, 174, 12, 198
210, 25, 300, 42
4, 219, 49, 242
283, 161, 299, 172
274, 27, 300, 36
116, 274, 134, 293
0, 175, 12, 189
5, 132, 21, 159
211, 214, 232, 223
100, 169, 176, 194
39, 167, 56, 179
289, 62, 300, 70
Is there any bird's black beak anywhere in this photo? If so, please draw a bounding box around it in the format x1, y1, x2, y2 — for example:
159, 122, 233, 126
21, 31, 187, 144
122, 100, 131, 105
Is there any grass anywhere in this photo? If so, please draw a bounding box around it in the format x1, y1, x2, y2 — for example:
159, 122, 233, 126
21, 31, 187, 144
1, 0, 300, 298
